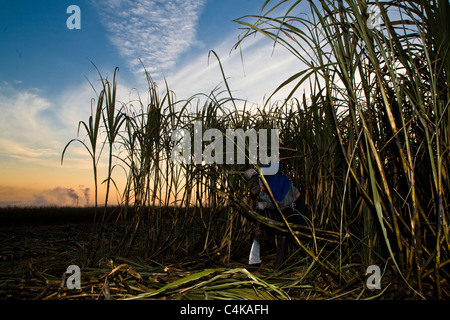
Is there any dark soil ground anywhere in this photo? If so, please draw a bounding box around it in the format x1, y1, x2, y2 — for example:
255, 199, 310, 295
0, 207, 279, 300
0, 207, 445, 300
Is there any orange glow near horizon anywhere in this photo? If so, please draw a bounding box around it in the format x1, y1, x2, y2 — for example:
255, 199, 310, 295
0, 158, 178, 208
0, 160, 105, 207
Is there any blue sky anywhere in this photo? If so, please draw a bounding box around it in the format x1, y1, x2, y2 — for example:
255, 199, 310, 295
0, 0, 305, 206
0, 0, 272, 91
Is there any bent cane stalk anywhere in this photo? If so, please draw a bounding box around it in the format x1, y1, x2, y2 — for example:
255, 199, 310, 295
256, 166, 338, 277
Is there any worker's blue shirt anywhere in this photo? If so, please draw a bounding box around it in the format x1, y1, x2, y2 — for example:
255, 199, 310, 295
264, 171, 291, 203
260, 163, 293, 204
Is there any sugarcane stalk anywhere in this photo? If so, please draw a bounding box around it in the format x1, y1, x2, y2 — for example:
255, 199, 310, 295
255, 166, 338, 277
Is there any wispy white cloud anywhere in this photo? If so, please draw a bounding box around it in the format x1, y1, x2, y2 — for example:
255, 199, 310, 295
93, 0, 207, 76
0, 80, 121, 206
0, 84, 60, 164
0, 81, 103, 169
0, 138, 58, 164
91, 0, 308, 107
162, 31, 307, 107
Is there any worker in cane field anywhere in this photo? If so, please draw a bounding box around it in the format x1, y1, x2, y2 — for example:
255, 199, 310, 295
244, 163, 309, 267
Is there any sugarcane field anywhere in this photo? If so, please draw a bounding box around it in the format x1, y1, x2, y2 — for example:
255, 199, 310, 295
0, 0, 449, 304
